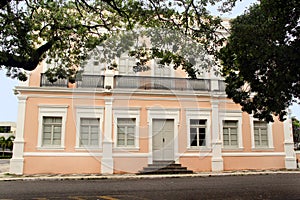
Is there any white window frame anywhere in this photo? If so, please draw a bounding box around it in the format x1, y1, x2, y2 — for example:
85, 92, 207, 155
37, 105, 68, 150
220, 111, 243, 150
116, 118, 136, 147
189, 119, 207, 147
250, 115, 274, 149
186, 108, 211, 150
75, 106, 104, 150
113, 108, 140, 150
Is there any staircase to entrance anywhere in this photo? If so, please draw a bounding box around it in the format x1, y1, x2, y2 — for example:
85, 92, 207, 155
137, 161, 193, 175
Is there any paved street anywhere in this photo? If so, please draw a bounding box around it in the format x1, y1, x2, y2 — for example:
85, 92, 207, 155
0, 159, 9, 173
0, 173, 299, 200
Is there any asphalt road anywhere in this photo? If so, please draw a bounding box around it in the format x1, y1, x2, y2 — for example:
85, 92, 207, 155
0, 173, 299, 200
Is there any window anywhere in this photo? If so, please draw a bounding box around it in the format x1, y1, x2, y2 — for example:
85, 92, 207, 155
186, 109, 211, 149
220, 111, 243, 149
113, 108, 140, 149
38, 105, 68, 149
117, 118, 136, 147
79, 118, 100, 147
223, 120, 238, 148
153, 59, 172, 77
0, 126, 11, 133
75, 106, 104, 149
190, 119, 206, 147
118, 57, 135, 75
254, 121, 268, 147
42, 117, 62, 146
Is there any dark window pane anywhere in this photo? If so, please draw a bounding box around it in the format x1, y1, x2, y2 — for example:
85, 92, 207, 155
190, 133, 197, 146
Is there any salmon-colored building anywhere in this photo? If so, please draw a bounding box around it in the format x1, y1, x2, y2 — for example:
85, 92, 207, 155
9, 52, 298, 175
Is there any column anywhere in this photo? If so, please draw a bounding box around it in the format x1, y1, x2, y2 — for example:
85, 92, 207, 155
283, 111, 297, 169
10, 95, 27, 175
211, 98, 223, 171
104, 69, 114, 90
101, 97, 114, 174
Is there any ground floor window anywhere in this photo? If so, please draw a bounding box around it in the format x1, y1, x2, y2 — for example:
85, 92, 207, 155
117, 118, 136, 147
42, 116, 62, 146
190, 119, 206, 147
254, 121, 268, 147
79, 118, 100, 147
223, 120, 238, 148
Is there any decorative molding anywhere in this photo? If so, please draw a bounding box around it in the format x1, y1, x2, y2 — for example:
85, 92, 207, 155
176, 153, 213, 157
222, 152, 285, 157
113, 153, 149, 157
38, 104, 69, 108
113, 107, 141, 111
185, 108, 212, 112
24, 152, 103, 157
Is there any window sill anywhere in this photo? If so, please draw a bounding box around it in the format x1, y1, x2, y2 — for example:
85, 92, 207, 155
113, 147, 140, 151
222, 147, 244, 151
187, 147, 212, 152
251, 147, 275, 151
75, 147, 102, 151
36, 146, 65, 151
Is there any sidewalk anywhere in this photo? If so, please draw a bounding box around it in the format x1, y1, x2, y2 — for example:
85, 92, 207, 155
0, 160, 299, 181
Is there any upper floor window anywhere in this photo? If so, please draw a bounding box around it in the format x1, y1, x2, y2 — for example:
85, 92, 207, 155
190, 119, 206, 147
254, 121, 268, 147
118, 57, 136, 75
42, 117, 62, 146
223, 120, 238, 148
79, 118, 100, 147
153, 59, 172, 77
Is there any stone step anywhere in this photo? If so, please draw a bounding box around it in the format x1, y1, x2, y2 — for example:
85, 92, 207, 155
138, 160, 193, 175
138, 169, 193, 175
147, 163, 182, 168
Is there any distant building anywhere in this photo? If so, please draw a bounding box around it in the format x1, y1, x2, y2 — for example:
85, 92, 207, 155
0, 122, 16, 138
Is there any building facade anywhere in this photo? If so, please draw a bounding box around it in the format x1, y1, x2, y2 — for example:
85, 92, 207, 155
9, 54, 297, 175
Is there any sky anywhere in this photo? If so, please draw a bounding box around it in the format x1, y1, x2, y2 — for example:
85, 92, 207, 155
0, 0, 299, 122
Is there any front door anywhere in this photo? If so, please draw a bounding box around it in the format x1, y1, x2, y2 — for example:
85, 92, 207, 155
152, 119, 174, 161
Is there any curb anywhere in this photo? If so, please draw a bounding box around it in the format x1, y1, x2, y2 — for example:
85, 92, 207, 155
0, 170, 299, 181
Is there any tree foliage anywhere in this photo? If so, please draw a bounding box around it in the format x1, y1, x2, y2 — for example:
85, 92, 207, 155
292, 117, 300, 149
219, 0, 300, 122
0, 0, 237, 81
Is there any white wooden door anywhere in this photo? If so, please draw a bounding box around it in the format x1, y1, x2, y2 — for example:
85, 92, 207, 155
152, 119, 174, 161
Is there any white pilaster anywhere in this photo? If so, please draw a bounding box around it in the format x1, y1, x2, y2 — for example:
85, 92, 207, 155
104, 70, 115, 90
101, 97, 114, 174
283, 112, 297, 169
211, 98, 223, 171
210, 79, 219, 91
10, 95, 27, 175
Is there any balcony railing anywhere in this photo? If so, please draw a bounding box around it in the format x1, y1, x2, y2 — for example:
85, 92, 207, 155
40, 73, 225, 92
40, 73, 68, 87
114, 75, 211, 91
76, 75, 105, 88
